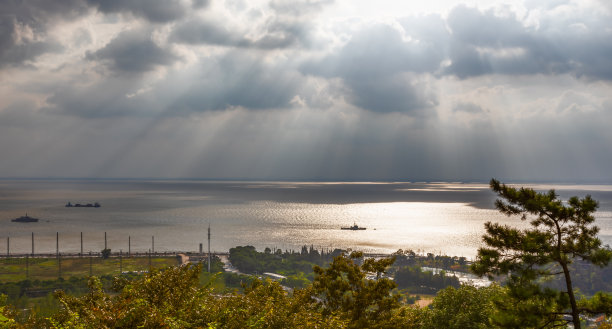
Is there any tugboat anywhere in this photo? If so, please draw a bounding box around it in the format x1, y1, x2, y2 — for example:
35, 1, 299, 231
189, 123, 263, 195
11, 213, 39, 223
341, 222, 366, 230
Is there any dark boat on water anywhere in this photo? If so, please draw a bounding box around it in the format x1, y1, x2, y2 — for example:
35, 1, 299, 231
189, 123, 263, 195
11, 213, 39, 223
66, 202, 100, 208
341, 222, 366, 230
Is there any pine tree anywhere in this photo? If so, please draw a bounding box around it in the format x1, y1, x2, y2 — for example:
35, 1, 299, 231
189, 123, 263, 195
472, 179, 612, 328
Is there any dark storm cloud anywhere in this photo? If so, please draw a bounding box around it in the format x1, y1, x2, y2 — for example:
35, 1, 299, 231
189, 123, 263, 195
347, 75, 437, 114
306, 3, 612, 84
171, 0, 329, 49
0, 17, 61, 67
47, 50, 303, 117
0, 0, 89, 67
86, 29, 178, 74
171, 17, 306, 49
0, 0, 89, 26
85, 0, 190, 23
170, 18, 249, 47
167, 52, 302, 111
444, 4, 612, 80
0, 0, 194, 68
303, 23, 441, 113
298, 3, 612, 115
306, 24, 443, 78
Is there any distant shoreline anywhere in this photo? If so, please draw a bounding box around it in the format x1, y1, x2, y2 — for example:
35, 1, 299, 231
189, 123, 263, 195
2, 177, 612, 185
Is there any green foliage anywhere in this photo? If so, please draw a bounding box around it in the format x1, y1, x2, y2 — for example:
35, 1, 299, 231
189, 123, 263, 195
1, 294, 16, 328
229, 245, 331, 280
472, 179, 612, 329
52, 265, 210, 328
0, 275, 122, 320
578, 291, 612, 315
222, 272, 254, 290
29, 251, 426, 328
0, 256, 178, 283
2, 239, 609, 328
312, 251, 402, 328
544, 258, 612, 296
211, 280, 347, 328
201, 255, 225, 273
394, 266, 460, 293
489, 274, 573, 328
282, 273, 310, 289
100, 249, 111, 260
47, 264, 349, 328
422, 284, 503, 329
393, 250, 469, 273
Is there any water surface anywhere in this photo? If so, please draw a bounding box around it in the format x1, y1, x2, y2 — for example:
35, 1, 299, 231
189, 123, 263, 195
1, 180, 611, 258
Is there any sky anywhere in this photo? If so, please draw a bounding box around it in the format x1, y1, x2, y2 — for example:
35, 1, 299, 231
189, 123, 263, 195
1, 0, 611, 182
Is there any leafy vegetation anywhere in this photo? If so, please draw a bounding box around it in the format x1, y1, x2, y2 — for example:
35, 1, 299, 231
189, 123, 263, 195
0, 256, 178, 282
392, 250, 469, 273
394, 266, 460, 294
0, 249, 610, 328
472, 179, 612, 328
229, 245, 465, 294
0, 276, 116, 318
545, 258, 612, 296
421, 284, 504, 329
1, 253, 423, 328
0, 256, 179, 320
229, 245, 338, 279
2, 181, 612, 327
311, 251, 401, 328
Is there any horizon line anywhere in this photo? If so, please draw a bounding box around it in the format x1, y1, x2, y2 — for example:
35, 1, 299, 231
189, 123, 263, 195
1, 176, 612, 185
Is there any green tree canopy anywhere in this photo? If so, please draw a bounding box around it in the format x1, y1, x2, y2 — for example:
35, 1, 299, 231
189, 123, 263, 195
472, 179, 612, 328
51, 264, 347, 329
422, 284, 503, 329
312, 251, 421, 329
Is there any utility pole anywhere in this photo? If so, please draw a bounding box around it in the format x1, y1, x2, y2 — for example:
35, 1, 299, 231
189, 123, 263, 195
56, 232, 59, 257
152, 236, 154, 254
31, 232, 34, 256
128, 236, 131, 256
80, 232, 83, 256
6, 237, 8, 257
104, 232, 107, 250
89, 251, 92, 277
207, 223, 211, 273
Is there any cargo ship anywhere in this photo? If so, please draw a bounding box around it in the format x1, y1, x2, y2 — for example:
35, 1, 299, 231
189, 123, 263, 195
341, 222, 366, 230
66, 202, 100, 208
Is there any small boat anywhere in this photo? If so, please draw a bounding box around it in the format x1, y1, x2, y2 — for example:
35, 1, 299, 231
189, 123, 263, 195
341, 222, 366, 230
11, 213, 39, 223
